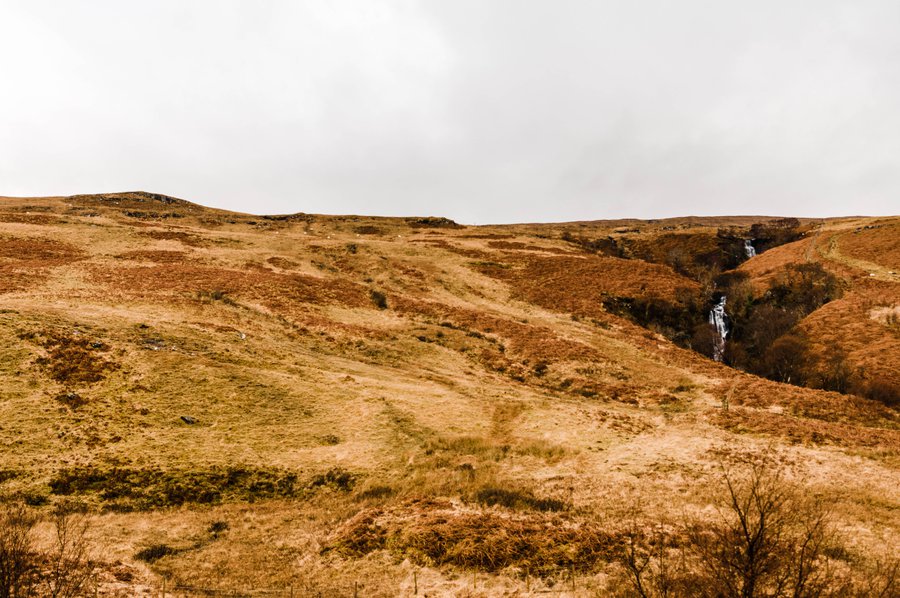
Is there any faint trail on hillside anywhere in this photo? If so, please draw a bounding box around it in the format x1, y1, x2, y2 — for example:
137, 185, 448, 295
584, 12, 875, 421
819, 229, 900, 282
805, 224, 824, 262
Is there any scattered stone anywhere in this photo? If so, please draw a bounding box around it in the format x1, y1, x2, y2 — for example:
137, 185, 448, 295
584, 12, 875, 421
180, 415, 197, 425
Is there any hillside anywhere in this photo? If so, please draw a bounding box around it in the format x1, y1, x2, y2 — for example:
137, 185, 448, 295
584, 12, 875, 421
0, 192, 898, 595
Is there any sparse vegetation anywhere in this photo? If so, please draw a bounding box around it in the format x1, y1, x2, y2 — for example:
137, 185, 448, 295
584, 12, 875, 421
0, 195, 896, 593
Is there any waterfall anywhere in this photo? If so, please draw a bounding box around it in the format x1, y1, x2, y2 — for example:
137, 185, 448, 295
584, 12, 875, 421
744, 239, 757, 258
709, 295, 728, 361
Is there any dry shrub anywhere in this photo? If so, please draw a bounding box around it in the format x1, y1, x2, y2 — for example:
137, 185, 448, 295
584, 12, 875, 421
48, 466, 355, 509
369, 289, 388, 310
42, 506, 96, 598
686, 462, 835, 597
53, 392, 88, 410
0, 503, 37, 598
615, 461, 899, 597
472, 486, 566, 512
332, 501, 616, 576
405, 217, 463, 229
33, 333, 118, 386
353, 225, 383, 235
859, 378, 900, 408
266, 256, 298, 269
331, 509, 387, 557
0, 503, 97, 598
49, 467, 298, 509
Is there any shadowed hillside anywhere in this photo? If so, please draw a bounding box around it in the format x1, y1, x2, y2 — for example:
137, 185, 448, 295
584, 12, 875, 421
0, 193, 897, 595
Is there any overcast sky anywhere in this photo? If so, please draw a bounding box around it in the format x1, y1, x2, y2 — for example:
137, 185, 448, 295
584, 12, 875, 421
1, 1, 898, 223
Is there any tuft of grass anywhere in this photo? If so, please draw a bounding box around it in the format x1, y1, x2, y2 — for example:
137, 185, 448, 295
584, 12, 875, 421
369, 289, 388, 310
135, 543, 179, 563
207, 521, 229, 538
472, 486, 567, 512
355, 485, 395, 502
309, 468, 356, 492
196, 289, 236, 305
672, 378, 698, 393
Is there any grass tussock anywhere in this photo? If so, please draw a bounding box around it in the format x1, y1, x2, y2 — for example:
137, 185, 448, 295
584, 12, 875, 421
134, 543, 179, 563
472, 486, 567, 512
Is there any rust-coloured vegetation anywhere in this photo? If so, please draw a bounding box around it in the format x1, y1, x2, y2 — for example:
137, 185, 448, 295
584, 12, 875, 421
32, 332, 119, 385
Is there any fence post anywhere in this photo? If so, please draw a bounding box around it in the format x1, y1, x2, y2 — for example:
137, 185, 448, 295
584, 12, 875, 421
413, 570, 417, 595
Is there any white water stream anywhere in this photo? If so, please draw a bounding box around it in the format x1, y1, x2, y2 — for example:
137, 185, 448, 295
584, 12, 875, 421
744, 239, 757, 258
709, 295, 728, 361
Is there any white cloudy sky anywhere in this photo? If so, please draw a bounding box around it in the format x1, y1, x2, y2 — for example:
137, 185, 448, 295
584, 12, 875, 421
1, 1, 898, 223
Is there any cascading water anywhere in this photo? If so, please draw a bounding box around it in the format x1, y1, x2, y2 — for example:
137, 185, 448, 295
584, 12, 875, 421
744, 239, 757, 258
709, 296, 728, 361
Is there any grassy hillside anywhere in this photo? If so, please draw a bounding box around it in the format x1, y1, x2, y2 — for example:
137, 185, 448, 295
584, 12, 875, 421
0, 192, 897, 595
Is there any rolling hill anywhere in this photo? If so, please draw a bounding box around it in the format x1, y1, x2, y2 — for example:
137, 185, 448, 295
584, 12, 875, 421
0, 192, 897, 595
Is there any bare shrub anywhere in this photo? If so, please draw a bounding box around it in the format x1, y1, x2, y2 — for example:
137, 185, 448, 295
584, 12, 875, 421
0, 503, 37, 598
688, 462, 835, 597
619, 520, 689, 598
43, 505, 96, 598
617, 462, 846, 598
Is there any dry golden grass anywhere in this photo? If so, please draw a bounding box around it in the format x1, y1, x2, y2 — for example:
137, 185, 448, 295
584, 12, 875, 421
0, 193, 897, 594
833, 220, 900, 272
